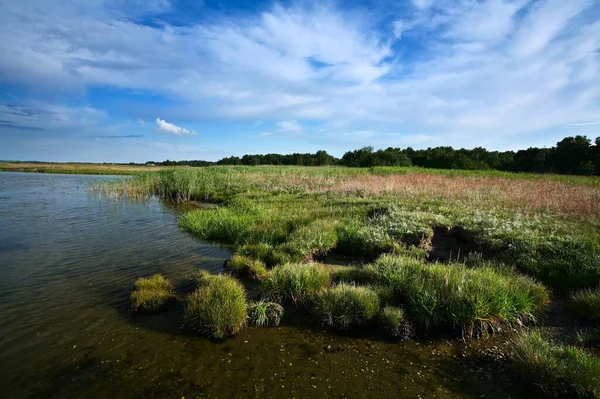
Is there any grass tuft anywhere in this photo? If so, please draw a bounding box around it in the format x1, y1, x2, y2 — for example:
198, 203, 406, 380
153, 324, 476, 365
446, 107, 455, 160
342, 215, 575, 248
183, 274, 247, 339
263, 262, 331, 304
514, 331, 600, 398
130, 274, 175, 313
314, 283, 380, 330
225, 255, 268, 280
247, 301, 285, 327
373, 255, 548, 336
378, 305, 414, 340
569, 287, 600, 325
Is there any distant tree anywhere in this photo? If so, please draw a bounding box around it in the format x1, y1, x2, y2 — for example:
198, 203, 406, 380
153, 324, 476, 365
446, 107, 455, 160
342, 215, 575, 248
552, 136, 592, 174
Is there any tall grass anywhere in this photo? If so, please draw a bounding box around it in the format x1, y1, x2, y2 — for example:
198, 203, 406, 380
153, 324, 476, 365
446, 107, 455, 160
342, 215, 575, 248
373, 255, 548, 336
262, 263, 331, 304
514, 331, 600, 398
314, 283, 380, 330
183, 275, 247, 339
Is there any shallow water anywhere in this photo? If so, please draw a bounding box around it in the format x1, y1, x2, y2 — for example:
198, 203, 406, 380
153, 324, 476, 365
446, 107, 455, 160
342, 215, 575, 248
0, 172, 533, 398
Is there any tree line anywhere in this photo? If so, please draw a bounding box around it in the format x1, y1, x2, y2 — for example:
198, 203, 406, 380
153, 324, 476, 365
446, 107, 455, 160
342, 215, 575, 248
146, 135, 600, 176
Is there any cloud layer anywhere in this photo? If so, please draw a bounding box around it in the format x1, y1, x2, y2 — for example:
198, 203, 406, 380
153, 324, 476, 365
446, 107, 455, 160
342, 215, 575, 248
0, 0, 599, 161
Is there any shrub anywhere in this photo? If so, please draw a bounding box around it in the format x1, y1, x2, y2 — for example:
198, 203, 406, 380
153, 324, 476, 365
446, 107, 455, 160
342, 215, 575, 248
373, 255, 549, 336
514, 331, 600, 398
225, 255, 268, 280
379, 306, 414, 340
569, 288, 600, 325
263, 262, 330, 304
130, 274, 175, 313
183, 275, 247, 339
247, 301, 285, 327
314, 283, 380, 330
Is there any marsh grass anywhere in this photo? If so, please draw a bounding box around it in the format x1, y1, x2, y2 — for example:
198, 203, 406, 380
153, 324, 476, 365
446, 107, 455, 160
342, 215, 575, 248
314, 283, 380, 330
225, 255, 268, 280
183, 275, 247, 339
247, 301, 285, 327
514, 331, 600, 398
263, 262, 331, 305
373, 255, 548, 336
379, 305, 414, 340
130, 274, 175, 313
569, 288, 600, 325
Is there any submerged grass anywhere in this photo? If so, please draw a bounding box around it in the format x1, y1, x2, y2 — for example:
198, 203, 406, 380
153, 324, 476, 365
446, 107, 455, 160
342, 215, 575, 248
514, 331, 600, 398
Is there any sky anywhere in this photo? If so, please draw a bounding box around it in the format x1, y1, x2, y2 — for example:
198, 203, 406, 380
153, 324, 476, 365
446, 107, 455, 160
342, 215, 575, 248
0, 0, 599, 163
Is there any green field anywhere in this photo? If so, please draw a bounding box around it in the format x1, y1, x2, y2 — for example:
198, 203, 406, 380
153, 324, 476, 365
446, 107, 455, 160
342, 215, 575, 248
95, 165, 600, 397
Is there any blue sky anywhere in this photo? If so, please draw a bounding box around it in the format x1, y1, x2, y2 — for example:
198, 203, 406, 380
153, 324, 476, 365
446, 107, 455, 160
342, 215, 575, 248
1, 0, 599, 163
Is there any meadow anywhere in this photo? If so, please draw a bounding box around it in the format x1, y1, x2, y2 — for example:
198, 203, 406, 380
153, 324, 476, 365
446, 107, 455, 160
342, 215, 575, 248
93, 165, 600, 397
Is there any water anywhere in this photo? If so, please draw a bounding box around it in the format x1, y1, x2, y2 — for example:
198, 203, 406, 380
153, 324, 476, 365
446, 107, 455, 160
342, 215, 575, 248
0, 172, 532, 398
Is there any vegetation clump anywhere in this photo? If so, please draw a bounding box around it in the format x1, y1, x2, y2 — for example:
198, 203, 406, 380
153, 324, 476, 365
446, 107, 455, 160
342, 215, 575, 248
225, 255, 268, 280
183, 275, 247, 339
378, 305, 414, 340
130, 274, 175, 313
263, 262, 331, 304
247, 301, 285, 327
514, 331, 600, 398
373, 255, 548, 336
569, 287, 600, 325
314, 283, 380, 330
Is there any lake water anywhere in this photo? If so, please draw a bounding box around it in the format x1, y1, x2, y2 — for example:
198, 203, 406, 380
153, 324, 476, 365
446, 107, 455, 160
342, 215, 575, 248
0, 172, 533, 398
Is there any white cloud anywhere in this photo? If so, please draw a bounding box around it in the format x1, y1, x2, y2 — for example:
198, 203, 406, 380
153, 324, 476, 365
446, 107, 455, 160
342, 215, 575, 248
568, 121, 600, 126
0, 0, 598, 149
276, 120, 302, 132
155, 118, 197, 136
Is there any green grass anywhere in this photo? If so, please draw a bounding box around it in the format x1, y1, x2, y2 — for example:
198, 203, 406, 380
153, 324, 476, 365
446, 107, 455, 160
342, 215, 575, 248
247, 301, 285, 327
130, 274, 175, 313
373, 255, 549, 336
314, 283, 381, 330
378, 305, 414, 340
224, 255, 268, 280
95, 166, 600, 292
514, 331, 600, 398
569, 288, 600, 325
183, 274, 247, 339
262, 262, 331, 305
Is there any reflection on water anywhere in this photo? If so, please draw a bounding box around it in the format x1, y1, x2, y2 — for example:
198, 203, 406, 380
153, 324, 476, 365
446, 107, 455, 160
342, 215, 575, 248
0, 172, 532, 399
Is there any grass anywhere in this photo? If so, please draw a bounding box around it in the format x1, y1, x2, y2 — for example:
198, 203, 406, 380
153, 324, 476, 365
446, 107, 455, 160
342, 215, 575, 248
0, 161, 170, 175
224, 255, 268, 280
130, 274, 175, 313
247, 301, 285, 327
262, 262, 331, 305
314, 283, 380, 330
569, 288, 600, 325
183, 275, 247, 339
373, 255, 549, 336
514, 331, 600, 398
378, 305, 414, 340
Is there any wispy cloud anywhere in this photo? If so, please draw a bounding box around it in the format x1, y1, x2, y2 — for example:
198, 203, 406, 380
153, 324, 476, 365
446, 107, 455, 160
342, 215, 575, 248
155, 118, 197, 136
568, 121, 600, 126
0, 0, 599, 158
276, 120, 302, 133
89, 134, 144, 139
